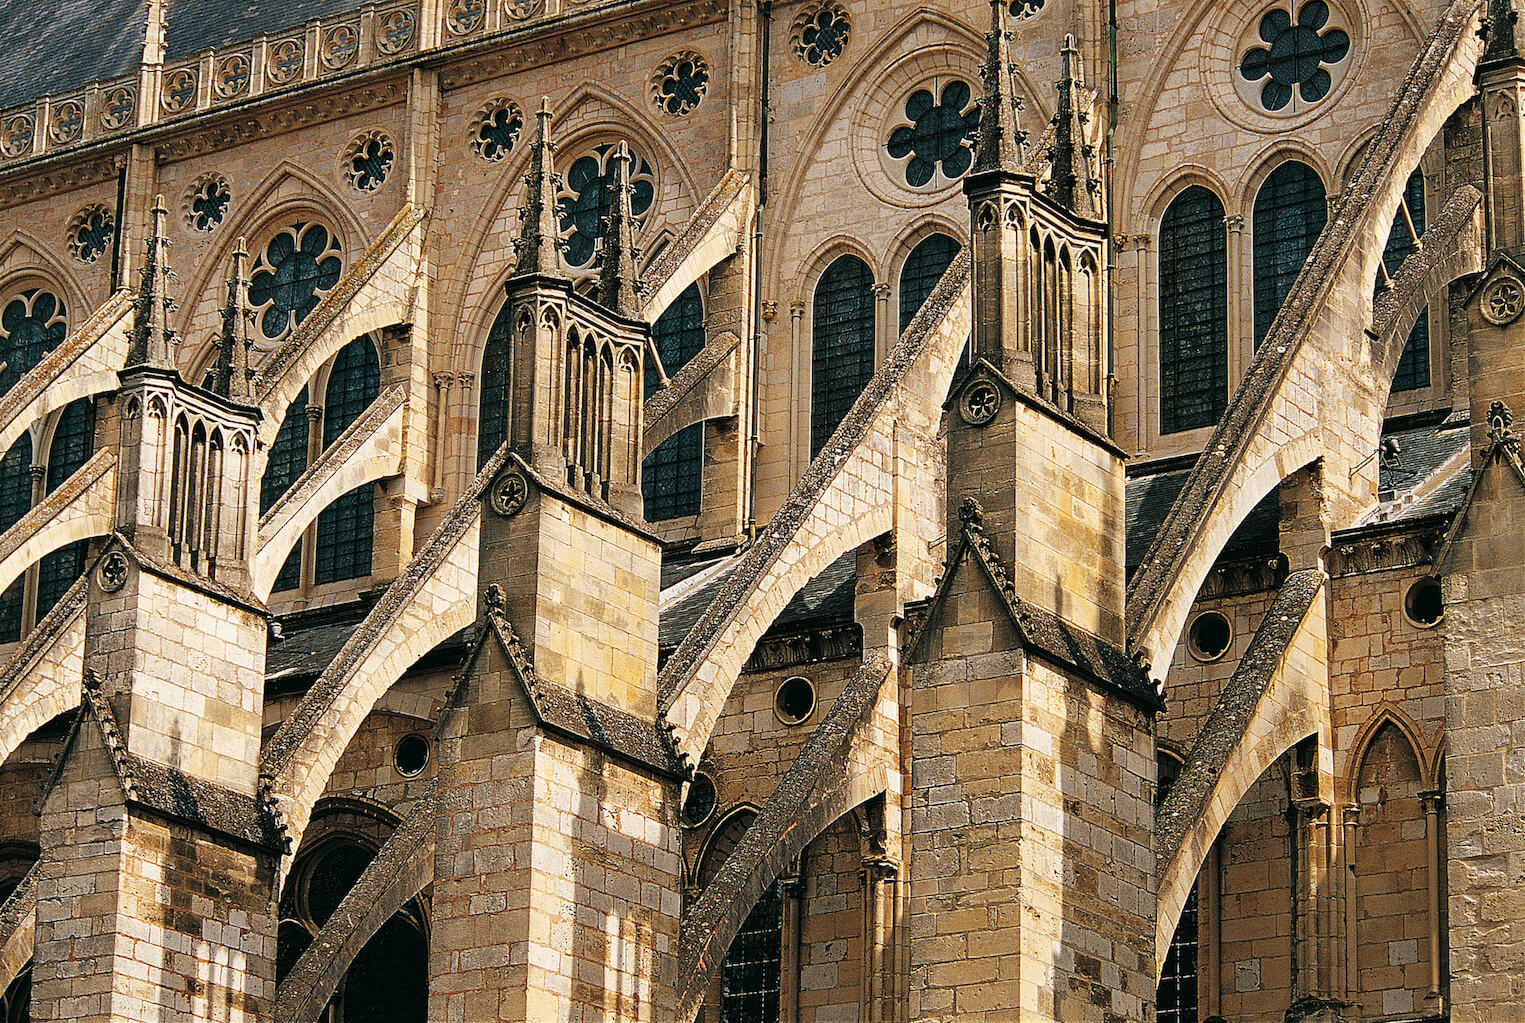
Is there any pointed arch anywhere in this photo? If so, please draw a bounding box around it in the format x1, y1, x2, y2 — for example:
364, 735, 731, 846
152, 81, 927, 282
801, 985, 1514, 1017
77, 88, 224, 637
1345, 703, 1432, 792
173, 161, 365, 366
0, 231, 89, 321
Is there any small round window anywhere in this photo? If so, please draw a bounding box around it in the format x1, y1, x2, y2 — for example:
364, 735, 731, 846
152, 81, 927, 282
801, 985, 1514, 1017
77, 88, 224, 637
394, 732, 430, 776
681, 772, 717, 828
1404, 577, 1443, 628
1188, 611, 1233, 662
774, 675, 817, 725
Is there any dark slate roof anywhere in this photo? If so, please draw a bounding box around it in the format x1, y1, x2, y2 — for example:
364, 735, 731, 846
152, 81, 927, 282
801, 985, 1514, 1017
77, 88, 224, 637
266, 608, 469, 694
164, 0, 365, 60
0, 0, 146, 111
1126, 469, 1278, 573
658, 549, 858, 650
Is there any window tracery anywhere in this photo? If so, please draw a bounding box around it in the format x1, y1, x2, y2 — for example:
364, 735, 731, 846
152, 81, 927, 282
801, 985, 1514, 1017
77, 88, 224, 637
470, 100, 524, 162
67, 205, 115, 264
791, 3, 850, 68
344, 131, 395, 193
885, 80, 979, 189
1252, 161, 1326, 347
811, 254, 875, 457
249, 223, 344, 343
187, 175, 231, 232
556, 143, 656, 270
651, 52, 710, 117
0, 288, 67, 394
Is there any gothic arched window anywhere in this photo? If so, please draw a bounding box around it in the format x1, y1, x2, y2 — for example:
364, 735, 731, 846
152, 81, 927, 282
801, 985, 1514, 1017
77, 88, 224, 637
477, 302, 513, 471
1253, 161, 1326, 347
1382, 169, 1430, 392
261, 388, 309, 593
0, 289, 67, 397
315, 336, 380, 585
1159, 186, 1229, 434
277, 839, 429, 1022
1155, 753, 1198, 1023
0, 435, 31, 643
698, 810, 783, 1023
811, 254, 876, 457
898, 233, 961, 334
643, 284, 706, 521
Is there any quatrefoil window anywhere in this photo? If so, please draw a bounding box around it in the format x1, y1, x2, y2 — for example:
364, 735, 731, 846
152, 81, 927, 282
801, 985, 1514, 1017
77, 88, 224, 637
556, 144, 657, 270
249, 223, 343, 341
885, 80, 979, 189
1239, 1, 1349, 112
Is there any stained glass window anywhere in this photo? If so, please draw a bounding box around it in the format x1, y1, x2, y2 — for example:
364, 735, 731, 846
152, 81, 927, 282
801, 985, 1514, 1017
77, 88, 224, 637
811, 255, 876, 457
557, 145, 656, 270
898, 233, 961, 334
249, 224, 343, 342
316, 336, 380, 585
262, 390, 308, 593
478, 302, 513, 470
1160, 187, 1229, 434
1157, 887, 1199, 1023
642, 284, 706, 521
1382, 169, 1430, 392
722, 881, 782, 1023
885, 81, 979, 188
35, 543, 86, 621
1253, 161, 1326, 347
0, 436, 32, 536
0, 290, 67, 397
45, 398, 93, 494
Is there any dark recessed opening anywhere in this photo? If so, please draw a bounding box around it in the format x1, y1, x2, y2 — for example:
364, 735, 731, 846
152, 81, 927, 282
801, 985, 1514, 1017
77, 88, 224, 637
1405, 577, 1444, 627
682, 773, 717, 828
394, 732, 430, 777
1188, 611, 1232, 662
775, 675, 816, 725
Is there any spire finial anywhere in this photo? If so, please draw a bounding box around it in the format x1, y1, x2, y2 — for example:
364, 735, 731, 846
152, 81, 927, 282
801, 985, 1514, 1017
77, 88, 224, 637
512, 96, 565, 278
598, 141, 644, 316
213, 236, 254, 400
127, 193, 178, 369
972, 0, 1026, 174
1486, 0, 1521, 63
1046, 33, 1101, 217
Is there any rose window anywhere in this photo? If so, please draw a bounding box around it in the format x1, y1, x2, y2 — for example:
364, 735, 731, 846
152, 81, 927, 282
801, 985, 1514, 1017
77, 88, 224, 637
651, 52, 709, 117
471, 101, 523, 161
67, 205, 115, 264
344, 132, 395, 193
885, 80, 979, 188
1239, 1, 1349, 112
556, 144, 656, 270
249, 223, 343, 342
792, 3, 849, 68
188, 176, 231, 232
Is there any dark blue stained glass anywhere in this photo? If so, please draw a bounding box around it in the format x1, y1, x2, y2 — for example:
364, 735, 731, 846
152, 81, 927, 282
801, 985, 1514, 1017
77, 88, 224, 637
350, 137, 394, 192
642, 425, 703, 521
340, 916, 429, 1023
641, 284, 706, 521
0, 435, 32, 535
262, 391, 308, 594
885, 81, 979, 187
0, 290, 67, 397
478, 303, 513, 471
1159, 187, 1229, 435
314, 485, 374, 585
0, 578, 20, 645
1239, 1, 1349, 111
261, 390, 309, 517
721, 881, 782, 1023
1380, 170, 1431, 393
1157, 886, 1199, 1023
315, 337, 380, 585
190, 178, 231, 232
648, 283, 706, 398
476, 106, 523, 161
45, 398, 94, 494
898, 233, 961, 334
323, 336, 381, 447
249, 224, 343, 341
35, 541, 87, 621
811, 255, 876, 457
557, 145, 656, 269
1253, 161, 1326, 347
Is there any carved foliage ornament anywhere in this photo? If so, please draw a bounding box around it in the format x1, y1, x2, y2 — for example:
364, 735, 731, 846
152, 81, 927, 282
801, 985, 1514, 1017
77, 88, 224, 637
490, 469, 529, 516
1481, 274, 1525, 326
791, 2, 850, 68
959, 378, 1002, 425
651, 51, 709, 116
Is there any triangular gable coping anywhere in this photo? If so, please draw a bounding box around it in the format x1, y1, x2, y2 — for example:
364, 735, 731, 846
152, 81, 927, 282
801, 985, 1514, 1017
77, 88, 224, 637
498, 452, 662, 544
441, 599, 681, 778
35, 671, 282, 851
907, 497, 1159, 712
943, 357, 1130, 459
1463, 250, 1525, 309
101, 531, 269, 618
1433, 401, 1525, 573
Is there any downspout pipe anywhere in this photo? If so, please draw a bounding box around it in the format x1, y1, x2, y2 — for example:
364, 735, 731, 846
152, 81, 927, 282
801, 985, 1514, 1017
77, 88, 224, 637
746, 0, 771, 542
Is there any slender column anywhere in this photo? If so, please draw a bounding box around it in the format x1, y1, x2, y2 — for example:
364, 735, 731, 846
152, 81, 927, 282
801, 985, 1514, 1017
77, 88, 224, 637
1342, 803, 1361, 1006
1421, 790, 1446, 1012
780, 867, 804, 1023
862, 857, 897, 1023
430, 371, 453, 502
1202, 843, 1223, 1018
300, 402, 323, 591
1293, 800, 1333, 999
873, 281, 892, 363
